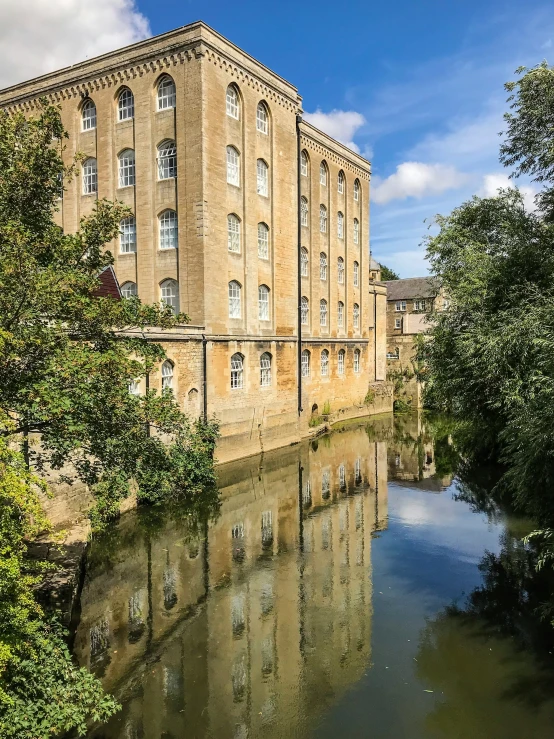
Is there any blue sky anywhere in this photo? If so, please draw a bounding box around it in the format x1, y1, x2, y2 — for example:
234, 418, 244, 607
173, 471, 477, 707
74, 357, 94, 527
2, 0, 553, 276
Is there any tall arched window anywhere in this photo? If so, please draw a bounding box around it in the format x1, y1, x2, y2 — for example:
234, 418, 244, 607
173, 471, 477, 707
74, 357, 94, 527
338, 170, 345, 194
354, 179, 360, 202
258, 285, 270, 321
301, 297, 309, 325
81, 99, 96, 131
354, 349, 361, 373
161, 360, 174, 391
157, 140, 176, 179
82, 158, 97, 194
157, 76, 176, 110
160, 279, 179, 314
118, 149, 135, 188
337, 211, 344, 239
228, 281, 241, 318
353, 218, 359, 245
300, 150, 308, 177
353, 303, 360, 328
301, 196, 308, 227
320, 299, 328, 327
320, 252, 327, 280
118, 88, 134, 121
320, 349, 329, 376
159, 210, 178, 250
301, 349, 310, 378
256, 102, 269, 134
320, 161, 328, 186
260, 352, 272, 386
231, 353, 244, 389
319, 205, 327, 233
337, 257, 344, 284
353, 261, 359, 286
337, 301, 344, 328
257, 159, 269, 196
258, 223, 269, 259
119, 216, 136, 253
226, 85, 239, 119
301, 247, 308, 277
227, 214, 240, 253
338, 349, 345, 375
226, 146, 240, 186
121, 281, 137, 298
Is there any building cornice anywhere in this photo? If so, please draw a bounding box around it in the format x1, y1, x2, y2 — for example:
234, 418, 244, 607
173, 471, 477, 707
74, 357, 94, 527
299, 121, 370, 180
0, 21, 301, 113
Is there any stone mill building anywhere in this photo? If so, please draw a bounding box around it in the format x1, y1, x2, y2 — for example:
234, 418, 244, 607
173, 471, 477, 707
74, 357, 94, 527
0, 21, 389, 462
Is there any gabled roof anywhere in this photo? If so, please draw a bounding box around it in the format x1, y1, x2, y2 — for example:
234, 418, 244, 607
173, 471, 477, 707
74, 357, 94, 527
384, 276, 439, 301
370, 257, 380, 271
93, 265, 122, 300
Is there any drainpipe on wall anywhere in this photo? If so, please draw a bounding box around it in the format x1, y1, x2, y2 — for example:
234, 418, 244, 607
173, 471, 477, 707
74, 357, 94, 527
296, 113, 303, 416
202, 334, 208, 422
374, 286, 378, 382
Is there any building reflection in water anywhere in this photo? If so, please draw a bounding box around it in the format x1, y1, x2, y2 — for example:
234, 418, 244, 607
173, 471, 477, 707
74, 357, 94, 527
75, 422, 391, 738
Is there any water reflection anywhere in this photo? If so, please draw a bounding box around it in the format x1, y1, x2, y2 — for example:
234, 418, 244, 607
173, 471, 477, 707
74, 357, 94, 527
74, 413, 554, 738
76, 422, 389, 738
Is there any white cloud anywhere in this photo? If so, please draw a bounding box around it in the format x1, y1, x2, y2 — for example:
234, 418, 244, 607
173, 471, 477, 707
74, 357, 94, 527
480, 173, 536, 210
303, 109, 366, 154
372, 162, 469, 205
0, 0, 150, 89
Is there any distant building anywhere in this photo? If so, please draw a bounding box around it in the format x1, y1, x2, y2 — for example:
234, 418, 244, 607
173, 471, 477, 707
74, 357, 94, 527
384, 277, 448, 408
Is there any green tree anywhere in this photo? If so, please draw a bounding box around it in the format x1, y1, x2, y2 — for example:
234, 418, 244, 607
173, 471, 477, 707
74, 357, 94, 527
0, 102, 219, 735
379, 263, 399, 280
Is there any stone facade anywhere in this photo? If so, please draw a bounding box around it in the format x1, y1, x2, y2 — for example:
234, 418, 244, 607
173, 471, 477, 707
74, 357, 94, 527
383, 277, 448, 408
0, 21, 390, 463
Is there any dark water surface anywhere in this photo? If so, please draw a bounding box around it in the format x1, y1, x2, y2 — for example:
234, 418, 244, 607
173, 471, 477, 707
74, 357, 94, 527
77, 414, 554, 738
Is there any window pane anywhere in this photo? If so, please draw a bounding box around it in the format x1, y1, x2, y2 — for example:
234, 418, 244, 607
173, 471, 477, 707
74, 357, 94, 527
258, 223, 269, 259
258, 285, 270, 321
320, 253, 327, 280
118, 89, 134, 121
338, 257, 344, 284
82, 158, 97, 194
338, 301, 344, 328
229, 281, 241, 318
320, 350, 329, 376
354, 218, 359, 244
338, 212, 344, 239
228, 215, 241, 253
257, 159, 268, 196
353, 303, 360, 328
227, 147, 240, 186
300, 151, 308, 176
158, 77, 176, 110
82, 100, 96, 131
338, 350, 345, 375
353, 261, 359, 287
257, 103, 268, 134
159, 210, 178, 250
301, 197, 308, 227
118, 149, 135, 188
319, 206, 327, 233
320, 299, 327, 327
121, 282, 137, 298
226, 87, 239, 119
301, 247, 308, 277
160, 279, 179, 314
157, 141, 176, 179
120, 217, 136, 253
260, 353, 271, 386
231, 353, 243, 388
301, 350, 310, 377
320, 162, 327, 185
301, 297, 309, 325
162, 361, 174, 391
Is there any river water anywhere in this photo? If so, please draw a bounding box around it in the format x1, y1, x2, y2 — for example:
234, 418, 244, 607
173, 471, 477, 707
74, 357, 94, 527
75, 413, 554, 738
